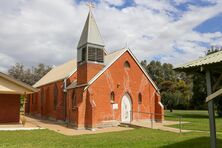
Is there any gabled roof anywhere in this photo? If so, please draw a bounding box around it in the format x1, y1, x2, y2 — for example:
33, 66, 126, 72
34, 50, 123, 88
66, 49, 125, 90
33, 59, 77, 88
35, 48, 159, 93
0, 72, 37, 94
77, 10, 105, 49
83, 48, 159, 93
175, 50, 222, 70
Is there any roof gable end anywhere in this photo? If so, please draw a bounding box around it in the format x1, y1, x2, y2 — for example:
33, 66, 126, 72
84, 48, 159, 92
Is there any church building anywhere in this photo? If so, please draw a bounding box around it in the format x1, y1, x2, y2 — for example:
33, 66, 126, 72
26, 8, 164, 129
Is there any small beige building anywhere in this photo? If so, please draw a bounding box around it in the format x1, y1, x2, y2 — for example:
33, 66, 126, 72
0, 72, 37, 123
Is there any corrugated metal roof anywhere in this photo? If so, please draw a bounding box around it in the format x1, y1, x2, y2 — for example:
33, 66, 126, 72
33, 59, 77, 88
77, 10, 105, 49
33, 49, 125, 88
0, 72, 38, 94
175, 50, 222, 70
34, 48, 160, 93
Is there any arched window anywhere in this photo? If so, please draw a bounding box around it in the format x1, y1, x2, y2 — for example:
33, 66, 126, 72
31, 94, 34, 105
54, 84, 58, 110
41, 88, 45, 106
72, 90, 77, 108
138, 93, 142, 104
110, 91, 115, 103
124, 61, 131, 69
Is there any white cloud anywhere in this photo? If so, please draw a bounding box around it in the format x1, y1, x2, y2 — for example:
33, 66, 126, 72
102, 0, 125, 6
0, 0, 222, 72
0, 53, 15, 72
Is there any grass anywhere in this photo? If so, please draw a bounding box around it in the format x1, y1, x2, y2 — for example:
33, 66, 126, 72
165, 110, 222, 132
0, 128, 221, 148
0, 110, 221, 147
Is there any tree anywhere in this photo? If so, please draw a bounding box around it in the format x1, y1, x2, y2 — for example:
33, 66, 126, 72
141, 60, 192, 111
8, 63, 52, 85
8, 63, 26, 82
189, 73, 207, 109
146, 61, 164, 86
33, 64, 52, 84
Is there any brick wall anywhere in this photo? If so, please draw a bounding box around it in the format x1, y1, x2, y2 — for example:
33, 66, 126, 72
87, 51, 164, 126
0, 94, 20, 123
28, 72, 77, 121
77, 63, 104, 84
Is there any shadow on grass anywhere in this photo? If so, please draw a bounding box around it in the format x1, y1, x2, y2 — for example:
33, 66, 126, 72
161, 137, 222, 148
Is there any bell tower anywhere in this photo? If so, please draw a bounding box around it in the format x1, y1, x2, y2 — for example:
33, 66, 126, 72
77, 3, 105, 85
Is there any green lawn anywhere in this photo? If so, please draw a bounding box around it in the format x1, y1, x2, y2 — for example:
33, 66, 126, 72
165, 110, 222, 132
0, 110, 221, 148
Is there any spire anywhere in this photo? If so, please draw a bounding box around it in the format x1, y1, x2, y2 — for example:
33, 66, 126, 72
77, 7, 105, 49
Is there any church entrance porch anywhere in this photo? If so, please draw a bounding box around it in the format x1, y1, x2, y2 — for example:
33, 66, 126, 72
121, 94, 132, 123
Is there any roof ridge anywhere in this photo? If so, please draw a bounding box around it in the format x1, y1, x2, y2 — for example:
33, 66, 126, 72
83, 48, 159, 93
33, 59, 77, 88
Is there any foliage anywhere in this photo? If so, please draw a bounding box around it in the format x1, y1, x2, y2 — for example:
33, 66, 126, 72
20, 95, 25, 109
189, 73, 207, 109
8, 63, 52, 85
141, 60, 192, 111
141, 47, 222, 114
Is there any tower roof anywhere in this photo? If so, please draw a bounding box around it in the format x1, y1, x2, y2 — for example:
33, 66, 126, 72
77, 10, 105, 49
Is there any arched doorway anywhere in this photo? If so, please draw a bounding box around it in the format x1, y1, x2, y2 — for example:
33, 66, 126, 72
121, 94, 132, 123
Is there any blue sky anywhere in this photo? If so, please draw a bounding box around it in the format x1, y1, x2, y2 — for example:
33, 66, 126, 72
195, 12, 222, 33
0, 0, 222, 72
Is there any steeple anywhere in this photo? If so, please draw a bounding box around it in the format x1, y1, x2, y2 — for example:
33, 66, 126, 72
76, 3, 105, 85
77, 10, 105, 49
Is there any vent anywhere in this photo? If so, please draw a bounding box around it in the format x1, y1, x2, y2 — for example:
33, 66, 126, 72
81, 47, 86, 62
88, 47, 104, 63
97, 49, 104, 62
88, 47, 96, 61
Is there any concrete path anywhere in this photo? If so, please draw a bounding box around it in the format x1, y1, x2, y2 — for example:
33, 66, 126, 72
0, 117, 191, 134
130, 120, 191, 133
0, 123, 42, 131
24, 116, 133, 136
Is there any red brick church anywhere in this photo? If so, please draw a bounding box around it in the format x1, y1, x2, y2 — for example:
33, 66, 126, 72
26, 9, 164, 129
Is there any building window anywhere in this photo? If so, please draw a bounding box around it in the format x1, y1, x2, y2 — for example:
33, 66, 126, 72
72, 90, 77, 108
32, 96, 34, 105
54, 84, 58, 110
124, 61, 131, 69
88, 47, 104, 63
138, 93, 142, 104
31, 94, 34, 105
41, 88, 45, 105
110, 91, 115, 103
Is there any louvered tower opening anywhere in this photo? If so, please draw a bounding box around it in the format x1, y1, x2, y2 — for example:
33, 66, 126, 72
77, 45, 104, 65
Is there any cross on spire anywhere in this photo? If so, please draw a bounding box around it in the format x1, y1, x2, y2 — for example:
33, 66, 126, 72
87, 1, 95, 11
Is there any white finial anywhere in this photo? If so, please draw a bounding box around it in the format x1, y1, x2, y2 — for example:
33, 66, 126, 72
87, 1, 95, 11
